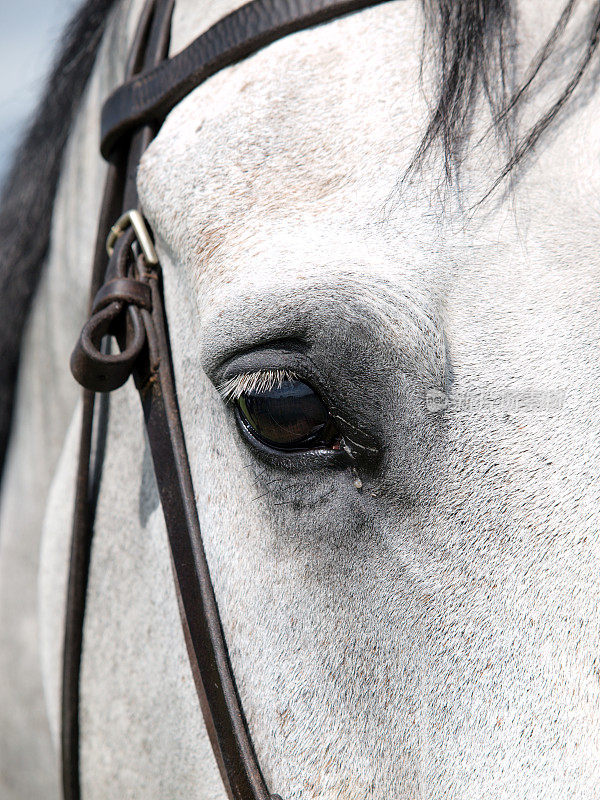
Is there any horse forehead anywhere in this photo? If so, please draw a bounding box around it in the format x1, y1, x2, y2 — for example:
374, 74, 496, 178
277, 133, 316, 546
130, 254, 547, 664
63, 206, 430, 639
137, 1, 432, 263
137, 0, 600, 295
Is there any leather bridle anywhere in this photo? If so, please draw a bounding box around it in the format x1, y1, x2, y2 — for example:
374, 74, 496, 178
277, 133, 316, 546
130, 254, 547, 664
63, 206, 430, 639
65, 1, 392, 798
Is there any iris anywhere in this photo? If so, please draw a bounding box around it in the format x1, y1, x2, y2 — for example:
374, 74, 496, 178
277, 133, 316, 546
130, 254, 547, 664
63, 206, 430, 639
236, 378, 338, 451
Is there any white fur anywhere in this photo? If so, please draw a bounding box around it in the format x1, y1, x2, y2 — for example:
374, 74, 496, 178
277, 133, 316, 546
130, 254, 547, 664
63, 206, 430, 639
2, 0, 600, 797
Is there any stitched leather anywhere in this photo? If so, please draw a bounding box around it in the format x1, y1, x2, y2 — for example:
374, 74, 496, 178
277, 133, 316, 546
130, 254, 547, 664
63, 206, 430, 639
101, 0, 395, 159
132, 266, 275, 800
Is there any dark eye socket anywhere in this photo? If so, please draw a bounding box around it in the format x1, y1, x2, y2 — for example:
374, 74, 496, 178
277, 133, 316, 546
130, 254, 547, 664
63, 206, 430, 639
236, 378, 339, 452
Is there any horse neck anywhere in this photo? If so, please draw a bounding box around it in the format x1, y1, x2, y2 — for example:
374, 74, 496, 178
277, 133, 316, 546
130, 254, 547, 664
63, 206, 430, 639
8, 0, 149, 488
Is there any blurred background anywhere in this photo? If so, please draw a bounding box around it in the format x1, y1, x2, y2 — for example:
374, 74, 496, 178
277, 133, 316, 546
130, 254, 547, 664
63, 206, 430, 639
0, 0, 78, 181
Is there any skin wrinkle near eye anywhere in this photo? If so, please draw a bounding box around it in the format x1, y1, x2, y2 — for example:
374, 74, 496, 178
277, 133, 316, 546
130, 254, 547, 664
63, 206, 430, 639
190, 266, 450, 507
199, 273, 447, 391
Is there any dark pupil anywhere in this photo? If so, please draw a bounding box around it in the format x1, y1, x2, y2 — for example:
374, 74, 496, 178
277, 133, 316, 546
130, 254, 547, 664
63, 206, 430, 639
237, 378, 336, 450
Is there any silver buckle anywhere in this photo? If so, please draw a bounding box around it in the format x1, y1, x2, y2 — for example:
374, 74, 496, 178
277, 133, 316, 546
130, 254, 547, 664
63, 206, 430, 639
106, 209, 158, 265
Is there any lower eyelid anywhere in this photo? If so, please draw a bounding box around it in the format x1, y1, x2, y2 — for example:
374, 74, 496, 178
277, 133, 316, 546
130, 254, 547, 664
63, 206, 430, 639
234, 404, 348, 467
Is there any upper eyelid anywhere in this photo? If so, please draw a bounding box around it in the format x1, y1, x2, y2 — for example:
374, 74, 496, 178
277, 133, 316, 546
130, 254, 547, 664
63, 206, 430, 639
217, 368, 299, 402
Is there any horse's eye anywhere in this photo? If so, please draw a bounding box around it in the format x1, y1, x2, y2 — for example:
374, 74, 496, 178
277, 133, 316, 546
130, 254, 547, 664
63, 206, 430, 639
236, 378, 338, 451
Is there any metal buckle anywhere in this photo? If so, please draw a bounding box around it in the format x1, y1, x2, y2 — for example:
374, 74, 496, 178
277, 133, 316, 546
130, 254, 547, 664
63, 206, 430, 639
106, 209, 158, 264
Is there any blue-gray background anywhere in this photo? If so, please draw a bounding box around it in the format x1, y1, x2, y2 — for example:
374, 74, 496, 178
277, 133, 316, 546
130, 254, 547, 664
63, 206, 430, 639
0, 1, 79, 182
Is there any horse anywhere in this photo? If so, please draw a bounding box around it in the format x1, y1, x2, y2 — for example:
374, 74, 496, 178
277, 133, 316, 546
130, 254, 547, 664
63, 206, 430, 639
1, 0, 600, 797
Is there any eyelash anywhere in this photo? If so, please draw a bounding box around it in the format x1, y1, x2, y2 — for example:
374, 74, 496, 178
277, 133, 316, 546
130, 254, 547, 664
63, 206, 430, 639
218, 368, 299, 403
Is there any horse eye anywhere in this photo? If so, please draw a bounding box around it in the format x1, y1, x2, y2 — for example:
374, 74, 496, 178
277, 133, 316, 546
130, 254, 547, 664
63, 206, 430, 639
236, 378, 338, 451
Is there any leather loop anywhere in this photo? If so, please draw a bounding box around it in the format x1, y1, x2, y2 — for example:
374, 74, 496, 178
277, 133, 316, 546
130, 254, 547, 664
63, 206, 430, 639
92, 277, 152, 313
70, 221, 153, 392
70, 301, 147, 392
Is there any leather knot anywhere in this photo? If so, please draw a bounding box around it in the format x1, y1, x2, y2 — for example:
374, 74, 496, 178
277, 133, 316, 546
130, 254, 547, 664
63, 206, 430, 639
70, 276, 153, 393
92, 277, 152, 314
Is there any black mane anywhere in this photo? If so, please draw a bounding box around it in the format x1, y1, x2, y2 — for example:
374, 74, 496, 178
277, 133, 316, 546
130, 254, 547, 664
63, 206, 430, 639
0, 0, 118, 475
0, 0, 598, 477
415, 0, 600, 194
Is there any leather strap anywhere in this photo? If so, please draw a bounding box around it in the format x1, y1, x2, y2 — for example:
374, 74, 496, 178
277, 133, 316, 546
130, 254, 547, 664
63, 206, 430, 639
101, 0, 395, 158
62, 2, 175, 798
66, 0, 389, 798
132, 262, 278, 800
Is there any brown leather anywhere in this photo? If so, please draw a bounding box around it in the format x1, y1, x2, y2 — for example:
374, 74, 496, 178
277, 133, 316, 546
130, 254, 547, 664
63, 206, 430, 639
100, 0, 395, 159
66, 1, 388, 798
92, 276, 152, 313
70, 231, 153, 392
60, 157, 128, 800
132, 262, 276, 800
61, 2, 174, 799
